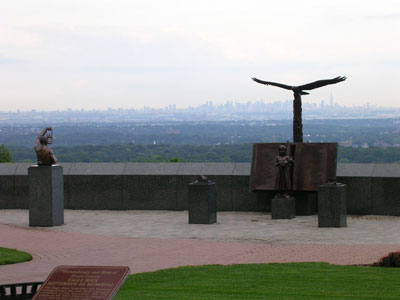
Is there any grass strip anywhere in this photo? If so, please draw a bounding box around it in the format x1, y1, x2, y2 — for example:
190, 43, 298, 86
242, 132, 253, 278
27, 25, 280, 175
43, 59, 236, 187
115, 263, 400, 300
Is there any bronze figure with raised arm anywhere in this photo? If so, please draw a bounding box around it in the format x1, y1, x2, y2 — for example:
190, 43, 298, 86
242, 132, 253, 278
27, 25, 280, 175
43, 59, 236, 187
35, 127, 57, 166
252, 76, 346, 143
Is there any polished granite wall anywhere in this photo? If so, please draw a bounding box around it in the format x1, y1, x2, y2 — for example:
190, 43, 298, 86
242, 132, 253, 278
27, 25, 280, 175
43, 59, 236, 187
0, 163, 399, 215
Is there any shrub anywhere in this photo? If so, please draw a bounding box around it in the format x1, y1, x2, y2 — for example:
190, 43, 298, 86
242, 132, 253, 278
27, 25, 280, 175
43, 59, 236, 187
373, 251, 400, 267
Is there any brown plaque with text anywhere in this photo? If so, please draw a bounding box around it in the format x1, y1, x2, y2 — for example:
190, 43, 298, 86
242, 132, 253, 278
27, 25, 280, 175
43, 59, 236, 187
33, 266, 130, 300
250, 142, 337, 192
250, 143, 294, 192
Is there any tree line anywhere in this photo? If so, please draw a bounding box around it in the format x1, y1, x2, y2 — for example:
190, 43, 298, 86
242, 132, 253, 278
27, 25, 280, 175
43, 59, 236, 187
2, 143, 400, 163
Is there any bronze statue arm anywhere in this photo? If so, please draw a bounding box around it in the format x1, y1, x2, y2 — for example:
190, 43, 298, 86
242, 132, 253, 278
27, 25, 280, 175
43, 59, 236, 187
35, 127, 52, 145
251, 78, 293, 91
297, 76, 346, 91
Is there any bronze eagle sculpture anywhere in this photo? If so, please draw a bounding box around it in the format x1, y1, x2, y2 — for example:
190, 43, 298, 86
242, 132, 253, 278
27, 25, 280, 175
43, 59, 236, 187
251, 75, 346, 143
251, 76, 346, 95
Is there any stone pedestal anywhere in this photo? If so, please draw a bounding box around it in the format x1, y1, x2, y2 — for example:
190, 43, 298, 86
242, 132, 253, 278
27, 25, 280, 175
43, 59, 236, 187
29, 165, 64, 227
318, 183, 347, 228
188, 180, 217, 224
271, 197, 296, 219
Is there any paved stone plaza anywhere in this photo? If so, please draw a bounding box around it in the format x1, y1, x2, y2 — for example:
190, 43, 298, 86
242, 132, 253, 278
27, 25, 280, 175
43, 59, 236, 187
1, 210, 400, 284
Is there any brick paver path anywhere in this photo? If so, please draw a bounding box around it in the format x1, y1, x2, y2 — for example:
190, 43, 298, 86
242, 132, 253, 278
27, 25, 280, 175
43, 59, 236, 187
1, 210, 400, 284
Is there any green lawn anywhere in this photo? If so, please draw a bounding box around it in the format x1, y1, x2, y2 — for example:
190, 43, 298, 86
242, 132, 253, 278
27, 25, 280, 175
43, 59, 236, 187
0, 247, 32, 265
115, 263, 400, 300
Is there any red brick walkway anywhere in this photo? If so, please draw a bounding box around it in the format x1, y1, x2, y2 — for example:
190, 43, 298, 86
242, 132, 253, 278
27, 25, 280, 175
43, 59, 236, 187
1, 222, 399, 284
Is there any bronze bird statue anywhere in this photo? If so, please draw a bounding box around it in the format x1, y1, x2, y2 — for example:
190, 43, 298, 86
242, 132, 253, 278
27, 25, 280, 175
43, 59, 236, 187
251, 76, 346, 95
251, 75, 346, 143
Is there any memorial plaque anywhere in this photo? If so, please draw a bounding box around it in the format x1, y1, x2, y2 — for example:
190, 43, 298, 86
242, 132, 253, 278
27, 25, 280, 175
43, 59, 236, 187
250, 143, 294, 192
250, 142, 337, 192
293, 143, 338, 191
33, 266, 130, 300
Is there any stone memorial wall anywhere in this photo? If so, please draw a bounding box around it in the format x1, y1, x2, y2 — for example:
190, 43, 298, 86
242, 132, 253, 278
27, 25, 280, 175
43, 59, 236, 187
0, 162, 399, 215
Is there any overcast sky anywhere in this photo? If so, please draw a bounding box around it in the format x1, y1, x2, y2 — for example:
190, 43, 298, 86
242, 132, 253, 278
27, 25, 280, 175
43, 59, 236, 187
1, 0, 399, 111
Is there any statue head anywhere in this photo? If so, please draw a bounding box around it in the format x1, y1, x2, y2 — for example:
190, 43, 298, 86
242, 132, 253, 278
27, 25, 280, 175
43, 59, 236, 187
278, 145, 287, 156
39, 136, 48, 145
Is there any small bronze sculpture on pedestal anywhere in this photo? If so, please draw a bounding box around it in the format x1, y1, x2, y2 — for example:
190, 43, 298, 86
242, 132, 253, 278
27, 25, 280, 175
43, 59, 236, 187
29, 127, 63, 226
34, 127, 57, 166
274, 145, 294, 198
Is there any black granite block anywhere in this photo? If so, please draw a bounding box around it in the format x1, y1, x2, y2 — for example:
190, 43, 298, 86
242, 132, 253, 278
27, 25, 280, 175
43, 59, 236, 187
123, 175, 177, 210
294, 191, 317, 215
206, 175, 232, 211
372, 177, 400, 216
271, 197, 295, 219
177, 175, 232, 211
64, 175, 87, 209
231, 175, 272, 211
318, 183, 347, 228
0, 175, 15, 209
65, 175, 123, 210
14, 175, 29, 209
176, 175, 196, 211
338, 176, 372, 214
188, 181, 217, 224
29, 165, 64, 227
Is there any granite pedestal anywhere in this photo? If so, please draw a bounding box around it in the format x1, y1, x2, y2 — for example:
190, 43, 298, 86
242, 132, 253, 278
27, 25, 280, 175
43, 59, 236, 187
29, 165, 64, 227
188, 179, 217, 224
271, 197, 296, 219
318, 183, 347, 228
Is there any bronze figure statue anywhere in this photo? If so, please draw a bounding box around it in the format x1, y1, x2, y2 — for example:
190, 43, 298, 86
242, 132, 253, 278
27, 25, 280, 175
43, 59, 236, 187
274, 145, 294, 198
252, 76, 346, 143
35, 127, 57, 166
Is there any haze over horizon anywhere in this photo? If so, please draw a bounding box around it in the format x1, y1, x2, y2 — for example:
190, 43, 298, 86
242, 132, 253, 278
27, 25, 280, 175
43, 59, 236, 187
1, 0, 399, 111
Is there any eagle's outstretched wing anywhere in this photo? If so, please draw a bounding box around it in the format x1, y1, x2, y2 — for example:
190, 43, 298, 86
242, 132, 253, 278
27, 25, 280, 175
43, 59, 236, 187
252, 77, 293, 91
298, 76, 346, 91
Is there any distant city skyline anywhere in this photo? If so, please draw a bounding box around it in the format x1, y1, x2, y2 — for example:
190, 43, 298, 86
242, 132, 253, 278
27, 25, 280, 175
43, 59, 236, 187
1, 99, 399, 125
1, 1, 400, 111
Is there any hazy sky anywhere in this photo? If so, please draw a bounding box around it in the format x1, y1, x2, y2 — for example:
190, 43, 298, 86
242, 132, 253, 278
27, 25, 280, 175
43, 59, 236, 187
1, 0, 399, 111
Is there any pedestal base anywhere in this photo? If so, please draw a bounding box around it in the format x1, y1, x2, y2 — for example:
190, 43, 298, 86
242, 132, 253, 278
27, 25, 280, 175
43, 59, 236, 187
188, 181, 217, 224
318, 183, 347, 228
271, 197, 296, 219
29, 165, 64, 227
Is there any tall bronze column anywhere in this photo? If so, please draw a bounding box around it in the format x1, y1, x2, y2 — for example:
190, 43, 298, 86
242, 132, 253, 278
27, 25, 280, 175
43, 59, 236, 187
293, 93, 303, 143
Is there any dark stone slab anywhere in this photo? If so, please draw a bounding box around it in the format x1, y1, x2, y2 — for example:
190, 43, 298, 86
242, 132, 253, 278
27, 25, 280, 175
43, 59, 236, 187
337, 163, 375, 177
29, 165, 64, 227
372, 177, 400, 215
294, 191, 317, 215
231, 175, 272, 212
0, 175, 15, 208
372, 164, 400, 178
188, 180, 217, 224
271, 197, 295, 219
124, 162, 180, 175
177, 175, 232, 211
123, 175, 177, 210
318, 183, 347, 227
337, 176, 372, 214
68, 163, 126, 175
65, 175, 123, 210
14, 175, 29, 209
